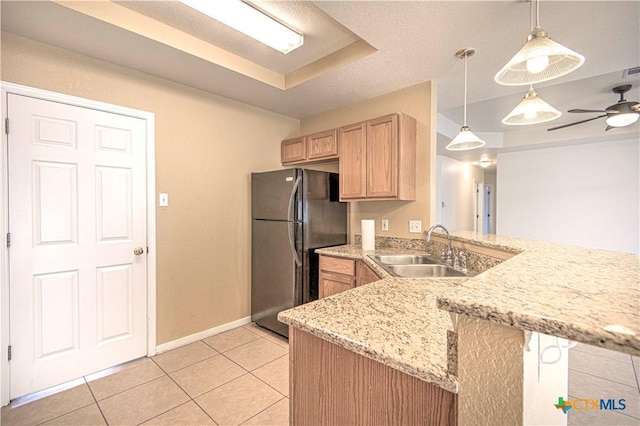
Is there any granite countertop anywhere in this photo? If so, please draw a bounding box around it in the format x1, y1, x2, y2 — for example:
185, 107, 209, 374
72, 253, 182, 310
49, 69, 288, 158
278, 245, 464, 393
278, 232, 640, 393
436, 231, 640, 356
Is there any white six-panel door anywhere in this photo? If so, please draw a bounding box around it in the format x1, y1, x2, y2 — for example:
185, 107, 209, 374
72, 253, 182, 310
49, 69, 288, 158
7, 93, 147, 398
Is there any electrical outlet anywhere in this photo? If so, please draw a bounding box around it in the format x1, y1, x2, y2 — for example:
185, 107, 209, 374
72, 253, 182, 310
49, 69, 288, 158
409, 220, 422, 233
381, 219, 389, 231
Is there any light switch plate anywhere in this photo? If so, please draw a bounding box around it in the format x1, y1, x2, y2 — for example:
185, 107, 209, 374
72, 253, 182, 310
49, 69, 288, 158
409, 220, 422, 233
381, 219, 389, 231
159, 193, 169, 207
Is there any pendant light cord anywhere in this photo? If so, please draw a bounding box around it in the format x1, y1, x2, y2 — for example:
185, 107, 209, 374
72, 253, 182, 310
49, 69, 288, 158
530, 0, 534, 31
463, 53, 468, 126
533, 0, 540, 30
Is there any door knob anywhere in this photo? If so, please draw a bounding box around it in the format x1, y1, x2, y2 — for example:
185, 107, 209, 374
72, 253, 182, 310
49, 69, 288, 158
134, 247, 144, 255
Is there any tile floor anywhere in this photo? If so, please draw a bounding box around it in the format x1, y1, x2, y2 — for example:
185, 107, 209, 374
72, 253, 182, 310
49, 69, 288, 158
1, 323, 289, 426
567, 343, 640, 425
3, 324, 639, 425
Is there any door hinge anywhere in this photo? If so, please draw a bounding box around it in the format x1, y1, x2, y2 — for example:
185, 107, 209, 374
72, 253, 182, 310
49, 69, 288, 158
6, 232, 10, 248
4, 118, 8, 135
8, 345, 11, 361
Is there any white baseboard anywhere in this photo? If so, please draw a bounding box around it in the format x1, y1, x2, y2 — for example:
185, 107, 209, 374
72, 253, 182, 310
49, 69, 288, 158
156, 316, 252, 354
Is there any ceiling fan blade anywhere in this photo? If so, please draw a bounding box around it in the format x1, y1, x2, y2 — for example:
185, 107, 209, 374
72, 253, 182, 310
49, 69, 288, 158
568, 109, 610, 113
547, 114, 607, 131
605, 125, 613, 131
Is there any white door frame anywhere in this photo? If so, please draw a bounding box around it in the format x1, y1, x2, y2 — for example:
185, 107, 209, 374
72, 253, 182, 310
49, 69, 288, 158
0, 82, 157, 405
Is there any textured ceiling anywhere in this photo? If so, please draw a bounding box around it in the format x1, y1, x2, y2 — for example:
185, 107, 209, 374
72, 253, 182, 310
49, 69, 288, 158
1, 0, 639, 163
114, 1, 360, 74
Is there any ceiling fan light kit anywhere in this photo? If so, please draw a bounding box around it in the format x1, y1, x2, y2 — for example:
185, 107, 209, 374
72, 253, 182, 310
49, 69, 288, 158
547, 85, 640, 132
502, 86, 561, 125
495, 0, 584, 86
447, 48, 486, 151
605, 112, 639, 128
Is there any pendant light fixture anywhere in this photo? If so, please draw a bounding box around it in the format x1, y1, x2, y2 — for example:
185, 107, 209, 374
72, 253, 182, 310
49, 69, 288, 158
495, 0, 584, 86
502, 85, 561, 125
446, 48, 485, 151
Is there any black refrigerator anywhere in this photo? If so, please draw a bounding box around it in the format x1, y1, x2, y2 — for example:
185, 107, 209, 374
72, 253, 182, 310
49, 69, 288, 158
251, 169, 347, 338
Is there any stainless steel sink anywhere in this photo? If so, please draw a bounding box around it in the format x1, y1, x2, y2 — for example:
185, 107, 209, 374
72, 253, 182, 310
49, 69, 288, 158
369, 254, 438, 265
367, 253, 475, 278
386, 264, 467, 278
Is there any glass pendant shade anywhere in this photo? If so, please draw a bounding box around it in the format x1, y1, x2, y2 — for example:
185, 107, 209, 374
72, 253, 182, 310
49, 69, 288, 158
605, 113, 639, 127
495, 28, 584, 86
502, 87, 561, 125
495, 0, 585, 86
446, 126, 485, 151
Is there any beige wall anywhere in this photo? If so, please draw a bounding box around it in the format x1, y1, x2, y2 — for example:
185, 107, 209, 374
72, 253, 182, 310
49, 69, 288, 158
1, 33, 299, 344
301, 82, 435, 240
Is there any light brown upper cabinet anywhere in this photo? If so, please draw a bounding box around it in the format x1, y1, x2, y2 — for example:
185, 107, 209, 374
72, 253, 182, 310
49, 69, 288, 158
281, 129, 338, 165
281, 136, 306, 165
337, 122, 367, 199
339, 113, 416, 201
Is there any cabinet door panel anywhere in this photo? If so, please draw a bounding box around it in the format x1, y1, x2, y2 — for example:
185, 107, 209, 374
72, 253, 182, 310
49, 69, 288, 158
356, 261, 381, 286
282, 137, 306, 164
308, 129, 338, 160
319, 272, 354, 298
366, 115, 398, 198
339, 123, 367, 200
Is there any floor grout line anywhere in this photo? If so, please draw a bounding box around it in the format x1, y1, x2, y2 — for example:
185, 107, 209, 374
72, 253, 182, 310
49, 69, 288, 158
248, 370, 288, 398
568, 367, 640, 389
238, 395, 287, 426
630, 359, 640, 394
82, 377, 109, 426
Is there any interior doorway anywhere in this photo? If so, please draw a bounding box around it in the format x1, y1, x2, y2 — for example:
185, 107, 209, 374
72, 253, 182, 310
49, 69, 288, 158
473, 180, 484, 233
483, 184, 494, 234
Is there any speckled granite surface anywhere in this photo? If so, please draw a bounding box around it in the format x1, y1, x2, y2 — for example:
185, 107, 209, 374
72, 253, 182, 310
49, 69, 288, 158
278, 273, 463, 393
278, 231, 640, 394
435, 231, 640, 356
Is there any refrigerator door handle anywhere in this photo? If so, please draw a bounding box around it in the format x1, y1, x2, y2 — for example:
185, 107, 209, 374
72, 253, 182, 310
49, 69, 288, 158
287, 175, 302, 222
288, 222, 302, 267
287, 175, 302, 267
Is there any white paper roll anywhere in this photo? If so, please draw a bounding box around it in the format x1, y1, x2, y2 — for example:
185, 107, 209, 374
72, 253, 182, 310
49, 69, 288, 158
361, 219, 375, 251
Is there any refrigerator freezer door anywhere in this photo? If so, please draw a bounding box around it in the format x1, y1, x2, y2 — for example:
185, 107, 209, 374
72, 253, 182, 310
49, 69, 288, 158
251, 169, 300, 221
251, 219, 301, 338
302, 170, 348, 249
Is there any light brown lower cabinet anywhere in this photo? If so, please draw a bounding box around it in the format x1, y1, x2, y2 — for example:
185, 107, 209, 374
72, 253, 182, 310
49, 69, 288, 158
319, 255, 380, 298
356, 260, 380, 286
289, 328, 457, 425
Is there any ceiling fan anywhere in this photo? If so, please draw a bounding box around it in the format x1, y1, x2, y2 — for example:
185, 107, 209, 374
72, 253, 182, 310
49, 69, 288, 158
548, 85, 640, 131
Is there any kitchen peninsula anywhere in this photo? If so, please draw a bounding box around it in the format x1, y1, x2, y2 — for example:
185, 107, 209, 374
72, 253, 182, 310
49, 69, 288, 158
278, 231, 639, 425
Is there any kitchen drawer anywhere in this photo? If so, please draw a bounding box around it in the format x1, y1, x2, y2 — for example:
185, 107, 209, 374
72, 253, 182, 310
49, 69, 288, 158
320, 255, 356, 276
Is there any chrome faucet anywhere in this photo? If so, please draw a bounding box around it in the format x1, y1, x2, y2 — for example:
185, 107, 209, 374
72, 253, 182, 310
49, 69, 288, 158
426, 224, 452, 265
